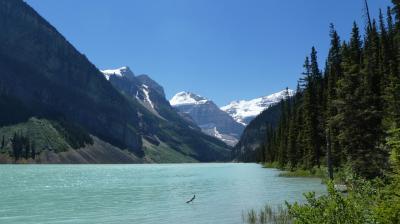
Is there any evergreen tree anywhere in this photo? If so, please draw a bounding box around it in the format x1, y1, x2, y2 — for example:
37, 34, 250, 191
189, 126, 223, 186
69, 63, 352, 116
11, 132, 22, 161
31, 141, 36, 160
326, 24, 343, 167
277, 98, 290, 166
301, 48, 324, 168
252, 2, 400, 180
334, 22, 385, 177
24, 137, 30, 160
287, 107, 298, 169
1, 135, 4, 149
360, 20, 387, 177
393, 0, 400, 24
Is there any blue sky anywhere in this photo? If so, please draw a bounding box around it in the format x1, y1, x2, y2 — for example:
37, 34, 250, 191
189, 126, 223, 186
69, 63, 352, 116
26, 0, 392, 106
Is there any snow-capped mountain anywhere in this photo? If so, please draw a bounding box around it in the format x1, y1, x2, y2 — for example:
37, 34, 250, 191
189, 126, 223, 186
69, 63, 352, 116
98, 66, 230, 160
170, 92, 209, 106
170, 92, 245, 146
101, 66, 135, 80
221, 89, 295, 125
101, 67, 161, 112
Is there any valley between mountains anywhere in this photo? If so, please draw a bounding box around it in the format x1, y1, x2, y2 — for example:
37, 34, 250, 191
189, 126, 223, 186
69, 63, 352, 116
0, 0, 291, 164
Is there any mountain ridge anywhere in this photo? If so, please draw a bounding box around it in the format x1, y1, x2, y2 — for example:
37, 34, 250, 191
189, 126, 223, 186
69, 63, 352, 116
221, 89, 295, 125
170, 92, 245, 146
0, 0, 230, 163
99, 66, 232, 162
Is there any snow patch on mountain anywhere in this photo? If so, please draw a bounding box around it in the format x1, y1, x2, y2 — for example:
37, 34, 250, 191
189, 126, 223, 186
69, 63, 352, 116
170, 91, 244, 146
141, 84, 154, 109
101, 66, 134, 80
221, 89, 295, 125
170, 92, 209, 106
201, 126, 239, 146
102, 66, 157, 112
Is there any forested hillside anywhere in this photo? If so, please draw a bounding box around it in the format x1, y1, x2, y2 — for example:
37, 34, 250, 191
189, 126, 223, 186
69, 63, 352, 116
233, 100, 283, 161
241, 1, 400, 223
250, 1, 400, 179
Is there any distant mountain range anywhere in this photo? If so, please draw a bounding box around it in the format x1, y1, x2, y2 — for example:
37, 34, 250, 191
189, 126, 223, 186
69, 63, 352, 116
170, 89, 293, 145
0, 0, 230, 164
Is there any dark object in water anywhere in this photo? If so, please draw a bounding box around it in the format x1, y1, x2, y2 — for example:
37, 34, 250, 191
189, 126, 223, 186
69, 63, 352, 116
186, 195, 195, 203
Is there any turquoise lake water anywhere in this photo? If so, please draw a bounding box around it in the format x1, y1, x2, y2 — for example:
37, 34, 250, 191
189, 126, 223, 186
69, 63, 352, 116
0, 163, 325, 224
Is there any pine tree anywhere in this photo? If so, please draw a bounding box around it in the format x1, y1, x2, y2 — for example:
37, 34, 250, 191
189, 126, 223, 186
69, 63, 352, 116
24, 137, 30, 160
393, 0, 400, 24
333, 22, 386, 178
31, 141, 36, 160
384, 3, 400, 126
1, 135, 4, 149
335, 23, 369, 176
287, 96, 299, 170
11, 132, 22, 161
277, 99, 290, 166
300, 57, 313, 168
361, 20, 387, 177
326, 24, 343, 168
254, 2, 400, 180
300, 48, 324, 168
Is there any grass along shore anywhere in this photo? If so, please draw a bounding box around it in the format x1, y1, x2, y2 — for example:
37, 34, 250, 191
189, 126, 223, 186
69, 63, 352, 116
262, 162, 326, 179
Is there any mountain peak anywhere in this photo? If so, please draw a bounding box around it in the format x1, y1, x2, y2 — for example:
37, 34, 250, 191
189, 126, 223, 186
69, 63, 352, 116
170, 91, 244, 146
221, 89, 295, 125
262, 89, 295, 101
101, 66, 134, 80
170, 92, 209, 106
136, 74, 165, 97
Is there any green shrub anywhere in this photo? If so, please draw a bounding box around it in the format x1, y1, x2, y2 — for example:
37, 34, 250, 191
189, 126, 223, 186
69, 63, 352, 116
287, 181, 375, 224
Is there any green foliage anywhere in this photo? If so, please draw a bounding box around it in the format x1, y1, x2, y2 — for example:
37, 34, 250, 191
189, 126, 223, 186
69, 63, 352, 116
372, 126, 400, 223
288, 181, 375, 224
373, 179, 400, 224
284, 174, 400, 224
0, 118, 72, 155
244, 174, 400, 224
263, 126, 400, 224
387, 127, 400, 169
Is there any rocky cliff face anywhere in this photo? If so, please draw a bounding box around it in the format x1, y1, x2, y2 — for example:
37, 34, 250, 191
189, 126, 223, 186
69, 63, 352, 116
101, 67, 200, 128
170, 92, 245, 146
0, 0, 231, 163
101, 67, 232, 162
0, 0, 143, 155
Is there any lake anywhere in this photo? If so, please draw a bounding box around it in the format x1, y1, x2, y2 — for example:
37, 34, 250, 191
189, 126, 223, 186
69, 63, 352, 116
0, 163, 325, 224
